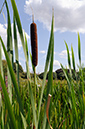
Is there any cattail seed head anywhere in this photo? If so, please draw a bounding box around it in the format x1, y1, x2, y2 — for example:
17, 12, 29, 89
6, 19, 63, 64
30, 22, 38, 67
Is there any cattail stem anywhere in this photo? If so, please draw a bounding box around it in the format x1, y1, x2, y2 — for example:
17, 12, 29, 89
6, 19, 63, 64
34, 67, 36, 109
32, 13, 34, 23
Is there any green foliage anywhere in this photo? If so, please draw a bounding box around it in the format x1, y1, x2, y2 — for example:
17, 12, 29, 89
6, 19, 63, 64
0, 0, 85, 129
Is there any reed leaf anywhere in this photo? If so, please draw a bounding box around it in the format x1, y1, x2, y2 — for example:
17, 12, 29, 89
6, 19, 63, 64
61, 42, 79, 126
78, 33, 81, 66
24, 33, 29, 78
13, 15, 19, 87
0, 36, 24, 116
0, 43, 4, 128
25, 34, 28, 60
0, 73, 17, 129
10, 0, 24, 46
65, 41, 71, 69
0, 92, 1, 117
60, 64, 70, 87
29, 51, 35, 73
0, 42, 4, 79
10, 0, 25, 60
42, 24, 54, 129
5, 0, 14, 68
10, 0, 37, 126
71, 44, 75, 71
71, 83, 79, 126
11, 0, 30, 82
20, 112, 27, 129
0, 92, 4, 129
5, 0, 13, 103
29, 82, 37, 128
37, 13, 54, 128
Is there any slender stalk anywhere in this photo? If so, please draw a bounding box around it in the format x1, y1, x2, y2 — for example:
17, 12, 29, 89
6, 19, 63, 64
33, 67, 36, 129
34, 67, 36, 109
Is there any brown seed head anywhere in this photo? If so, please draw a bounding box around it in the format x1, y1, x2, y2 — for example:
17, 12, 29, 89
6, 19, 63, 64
30, 22, 38, 67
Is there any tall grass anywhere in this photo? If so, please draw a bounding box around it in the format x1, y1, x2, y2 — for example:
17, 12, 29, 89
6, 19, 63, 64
0, 0, 54, 128
0, 0, 85, 129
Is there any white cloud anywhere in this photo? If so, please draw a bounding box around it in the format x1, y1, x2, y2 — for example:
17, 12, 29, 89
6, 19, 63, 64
0, 24, 7, 46
57, 0, 85, 9
0, 23, 30, 51
59, 50, 71, 58
53, 60, 60, 66
39, 50, 56, 54
39, 50, 46, 54
24, 0, 85, 33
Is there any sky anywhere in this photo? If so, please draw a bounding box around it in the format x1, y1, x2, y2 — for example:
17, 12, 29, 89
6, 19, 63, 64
0, 0, 85, 73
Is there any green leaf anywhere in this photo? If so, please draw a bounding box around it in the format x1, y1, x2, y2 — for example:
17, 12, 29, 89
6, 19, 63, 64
10, 0, 30, 81
25, 34, 28, 59
0, 73, 17, 129
20, 112, 27, 129
37, 13, 54, 128
65, 41, 71, 69
0, 36, 24, 116
78, 32, 81, 66
5, 0, 13, 103
60, 64, 70, 88
42, 29, 54, 129
71, 44, 75, 71
10, 0, 25, 55
29, 51, 35, 73
1, 94, 4, 129
13, 15, 19, 87
5, 0, 14, 68
0, 42, 4, 79
10, 0, 37, 126
28, 82, 37, 128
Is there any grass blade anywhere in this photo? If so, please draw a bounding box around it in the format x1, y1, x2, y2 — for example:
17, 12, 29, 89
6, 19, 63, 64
10, 0, 25, 58
71, 44, 75, 71
0, 36, 24, 116
24, 33, 29, 78
20, 112, 27, 129
37, 13, 54, 128
10, 0, 37, 126
29, 51, 35, 73
0, 91, 4, 129
13, 15, 19, 87
65, 41, 71, 69
28, 82, 37, 128
42, 24, 54, 129
25, 33, 28, 60
0, 42, 4, 79
5, 0, 14, 68
11, 0, 30, 82
5, 0, 13, 103
0, 74, 17, 129
78, 32, 81, 66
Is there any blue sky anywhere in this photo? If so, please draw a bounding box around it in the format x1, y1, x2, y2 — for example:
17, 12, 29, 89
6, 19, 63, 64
0, 0, 85, 73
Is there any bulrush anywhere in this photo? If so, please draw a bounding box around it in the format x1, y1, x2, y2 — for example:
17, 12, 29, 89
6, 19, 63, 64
30, 21, 38, 67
